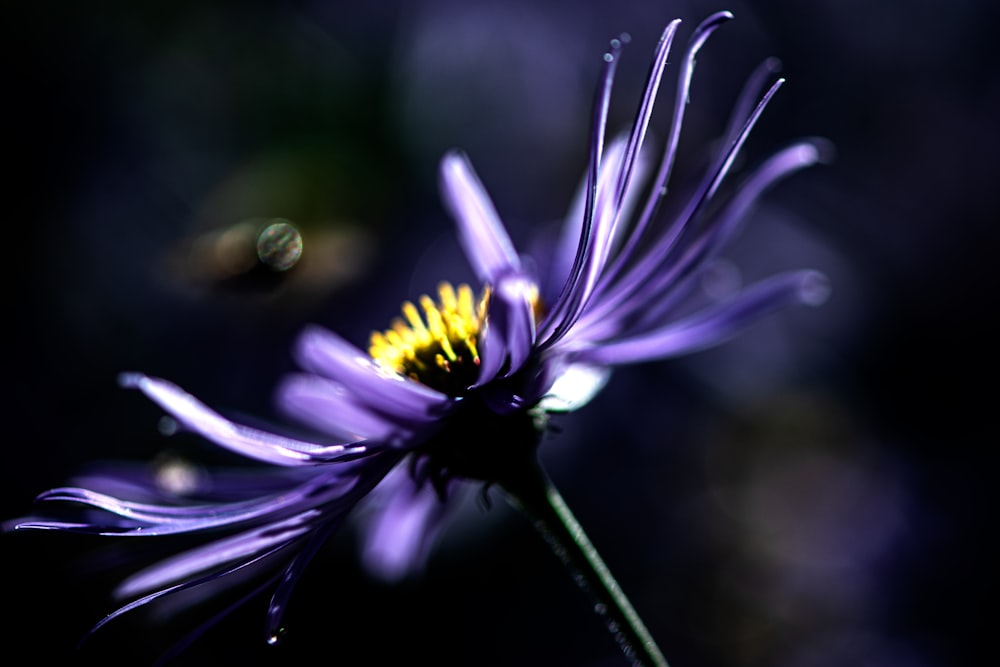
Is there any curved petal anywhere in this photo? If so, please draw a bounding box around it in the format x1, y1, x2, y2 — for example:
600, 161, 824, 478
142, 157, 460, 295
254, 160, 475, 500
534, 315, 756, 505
265, 517, 341, 641
115, 510, 321, 598
536, 35, 622, 347
587, 12, 734, 311
547, 135, 652, 312
625, 140, 833, 331
293, 326, 451, 421
361, 467, 452, 583
17, 466, 366, 537
119, 374, 369, 466
439, 151, 521, 283
475, 271, 537, 385
87, 542, 292, 639
547, 135, 629, 301
569, 89, 807, 345
576, 270, 829, 365
277, 374, 415, 446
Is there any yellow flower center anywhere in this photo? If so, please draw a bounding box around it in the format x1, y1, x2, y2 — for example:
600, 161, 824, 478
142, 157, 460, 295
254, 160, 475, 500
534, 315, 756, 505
369, 282, 487, 395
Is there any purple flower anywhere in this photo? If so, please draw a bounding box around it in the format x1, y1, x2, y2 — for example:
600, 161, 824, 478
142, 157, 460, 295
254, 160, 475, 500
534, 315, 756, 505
8, 11, 828, 654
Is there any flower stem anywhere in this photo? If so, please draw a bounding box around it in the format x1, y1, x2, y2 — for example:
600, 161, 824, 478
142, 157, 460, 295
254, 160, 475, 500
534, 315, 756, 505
498, 457, 669, 667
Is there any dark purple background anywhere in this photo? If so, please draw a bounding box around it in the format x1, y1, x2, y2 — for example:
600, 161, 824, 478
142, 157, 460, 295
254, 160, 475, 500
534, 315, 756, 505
4, 1, 993, 665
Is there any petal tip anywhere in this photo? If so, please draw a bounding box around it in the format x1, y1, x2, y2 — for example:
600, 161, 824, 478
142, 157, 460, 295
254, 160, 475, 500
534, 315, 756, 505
808, 137, 838, 165
798, 270, 832, 307
117, 372, 145, 389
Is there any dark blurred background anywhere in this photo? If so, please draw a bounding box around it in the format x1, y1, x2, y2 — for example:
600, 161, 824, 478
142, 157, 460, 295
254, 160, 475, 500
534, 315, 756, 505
3, 1, 994, 665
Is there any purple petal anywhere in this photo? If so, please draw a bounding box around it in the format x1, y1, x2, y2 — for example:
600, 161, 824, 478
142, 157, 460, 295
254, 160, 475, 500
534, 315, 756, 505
573, 139, 829, 347
476, 271, 538, 384
87, 541, 293, 639
277, 374, 415, 445
570, 79, 789, 341
548, 135, 653, 323
555, 20, 680, 307
547, 135, 629, 301
537, 33, 622, 347
293, 326, 451, 420
720, 57, 783, 152
119, 373, 369, 466
360, 467, 451, 583
603, 20, 681, 249
265, 518, 342, 642
19, 469, 359, 537
267, 457, 400, 641
576, 270, 829, 365
439, 151, 521, 283
592, 12, 734, 302
629, 140, 832, 329
114, 511, 320, 598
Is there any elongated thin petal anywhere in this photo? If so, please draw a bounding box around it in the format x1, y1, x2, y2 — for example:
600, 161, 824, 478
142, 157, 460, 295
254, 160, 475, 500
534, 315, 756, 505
87, 543, 293, 639
19, 468, 362, 537
628, 140, 832, 330
577, 270, 829, 365
439, 151, 521, 283
115, 511, 320, 598
593, 12, 734, 301
548, 135, 630, 300
546, 134, 655, 329
609, 21, 681, 216
537, 35, 622, 347
569, 79, 788, 341
265, 518, 341, 642
119, 374, 368, 466
34, 486, 247, 521
293, 326, 451, 420
573, 139, 829, 347
554, 21, 680, 313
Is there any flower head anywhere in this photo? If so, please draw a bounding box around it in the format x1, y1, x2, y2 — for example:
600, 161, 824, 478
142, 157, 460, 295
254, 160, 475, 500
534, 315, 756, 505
7, 11, 829, 658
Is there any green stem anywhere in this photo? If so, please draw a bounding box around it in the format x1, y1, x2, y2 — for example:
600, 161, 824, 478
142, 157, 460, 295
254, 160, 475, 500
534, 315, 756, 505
498, 457, 669, 667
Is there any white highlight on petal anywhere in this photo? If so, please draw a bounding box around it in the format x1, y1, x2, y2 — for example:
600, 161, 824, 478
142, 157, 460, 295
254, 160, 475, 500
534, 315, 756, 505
538, 363, 611, 413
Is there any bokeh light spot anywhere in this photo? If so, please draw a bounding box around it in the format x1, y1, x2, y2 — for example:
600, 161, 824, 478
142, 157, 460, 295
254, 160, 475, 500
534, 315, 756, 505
257, 219, 303, 271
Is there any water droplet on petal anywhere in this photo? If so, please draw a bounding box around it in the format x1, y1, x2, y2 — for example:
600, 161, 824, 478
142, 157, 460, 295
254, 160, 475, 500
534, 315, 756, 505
267, 628, 286, 646
603, 53, 614, 63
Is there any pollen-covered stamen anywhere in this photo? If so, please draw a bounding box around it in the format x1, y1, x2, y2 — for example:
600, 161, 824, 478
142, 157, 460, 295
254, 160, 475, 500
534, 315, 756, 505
370, 282, 486, 396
